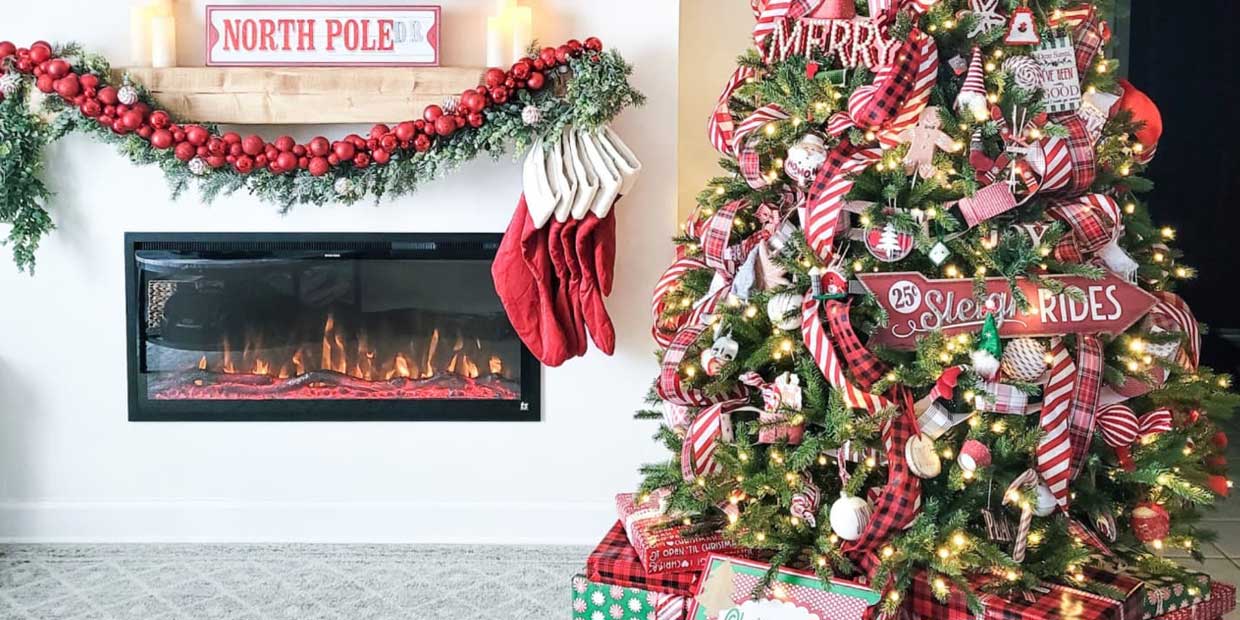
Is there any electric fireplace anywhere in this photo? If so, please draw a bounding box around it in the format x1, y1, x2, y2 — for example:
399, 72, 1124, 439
125, 233, 539, 422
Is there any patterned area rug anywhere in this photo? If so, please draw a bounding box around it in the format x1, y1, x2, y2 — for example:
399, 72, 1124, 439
0, 544, 590, 619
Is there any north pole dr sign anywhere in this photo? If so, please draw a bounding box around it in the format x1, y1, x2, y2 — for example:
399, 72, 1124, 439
206, 5, 440, 67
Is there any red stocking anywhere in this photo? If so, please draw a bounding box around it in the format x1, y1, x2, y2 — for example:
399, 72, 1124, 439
575, 211, 616, 355
491, 196, 572, 367
559, 217, 589, 357
545, 219, 581, 358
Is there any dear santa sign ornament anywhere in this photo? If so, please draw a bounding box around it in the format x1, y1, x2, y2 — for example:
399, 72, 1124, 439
858, 272, 1157, 349
206, 5, 441, 66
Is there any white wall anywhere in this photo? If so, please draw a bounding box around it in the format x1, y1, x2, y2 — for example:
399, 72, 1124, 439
0, 0, 678, 544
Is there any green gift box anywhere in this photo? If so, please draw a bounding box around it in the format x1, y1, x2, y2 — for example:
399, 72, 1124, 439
572, 573, 687, 620
1127, 567, 1212, 619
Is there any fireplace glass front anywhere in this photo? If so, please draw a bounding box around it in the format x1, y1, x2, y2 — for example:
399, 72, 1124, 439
125, 233, 539, 421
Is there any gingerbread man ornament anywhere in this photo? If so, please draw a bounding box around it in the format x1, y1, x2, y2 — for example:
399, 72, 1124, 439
897, 107, 957, 179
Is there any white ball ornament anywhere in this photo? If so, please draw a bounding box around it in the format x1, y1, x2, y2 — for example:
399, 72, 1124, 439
117, 84, 139, 106
1001, 338, 1048, 383
0, 72, 21, 98
1032, 483, 1058, 517
784, 134, 829, 187
187, 158, 209, 176
766, 292, 803, 330
829, 492, 872, 541
333, 177, 356, 197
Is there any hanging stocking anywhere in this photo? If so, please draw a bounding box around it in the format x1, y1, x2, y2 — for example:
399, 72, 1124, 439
491, 196, 573, 367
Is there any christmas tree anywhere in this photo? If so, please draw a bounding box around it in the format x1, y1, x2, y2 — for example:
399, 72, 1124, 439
639, 0, 1237, 614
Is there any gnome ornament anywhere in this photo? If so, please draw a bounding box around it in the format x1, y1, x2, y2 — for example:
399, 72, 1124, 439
959, 440, 992, 473
1005, 6, 1041, 46
829, 492, 872, 541
700, 334, 739, 376
956, 48, 989, 121
971, 303, 1004, 381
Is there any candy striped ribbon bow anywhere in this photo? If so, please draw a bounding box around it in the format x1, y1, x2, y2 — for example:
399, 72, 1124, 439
1097, 404, 1175, 471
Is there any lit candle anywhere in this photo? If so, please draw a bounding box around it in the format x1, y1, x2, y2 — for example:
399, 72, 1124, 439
150, 15, 177, 68
129, 0, 153, 66
509, 6, 532, 63
485, 15, 507, 68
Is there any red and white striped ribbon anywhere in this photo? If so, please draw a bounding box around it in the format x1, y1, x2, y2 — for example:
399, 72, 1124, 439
681, 396, 747, 481
707, 66, 758, 156
801, 144, 883, 264
1151, 291, 1201, 371
752, 0, 800, 50
650, 256, 708, 348
1037, 339, 1075, 511
655, 594, 686, 620
800, 295, 894, 413
1139, 408, 1174, 439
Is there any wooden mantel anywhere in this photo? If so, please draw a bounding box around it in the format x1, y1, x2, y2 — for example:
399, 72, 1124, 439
111, 66, 485, 125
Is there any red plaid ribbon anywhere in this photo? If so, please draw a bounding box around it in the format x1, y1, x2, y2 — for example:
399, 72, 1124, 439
700, 200, 747, 272
1053, 4, 1110, 75
1049, 193, 1122, 262
844, 387, 921, 561
586, 521, 698, 597
1067, 335, 1104, 481
1055, 113, 1099, 196
801, 141, 884, 263
733, 105, 792, 188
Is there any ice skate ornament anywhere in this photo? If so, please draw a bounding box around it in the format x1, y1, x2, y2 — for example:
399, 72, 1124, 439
961, 0, 1007, 39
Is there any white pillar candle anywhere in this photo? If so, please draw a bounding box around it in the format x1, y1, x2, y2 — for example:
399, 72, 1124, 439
486, 15, 507, 68
150, 15, 177, 68
129, 1, 153, 66
509, 6, 532, 63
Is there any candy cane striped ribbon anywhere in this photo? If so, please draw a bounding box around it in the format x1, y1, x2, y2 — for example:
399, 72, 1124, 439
707, 65, 758, 156
681, 396, 748, 481
877, 33, 938, 149
734, 105, 792, 188
1037, 339, 1075, 511
801, 142, 883, 264
1066, 335, 1104, 482
801, 295, 894, 413
650, 256, 708, 348
1151, 291, 1201, 371
752, 0, 811, 50
655, 594, 686, 620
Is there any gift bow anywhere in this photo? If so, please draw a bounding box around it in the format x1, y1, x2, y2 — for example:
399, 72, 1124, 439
1097, 404, 1174, 471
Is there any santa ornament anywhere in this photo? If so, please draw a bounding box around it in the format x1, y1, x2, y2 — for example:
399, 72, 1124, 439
784, 134, 829, 187
1004, 5, 1041, 46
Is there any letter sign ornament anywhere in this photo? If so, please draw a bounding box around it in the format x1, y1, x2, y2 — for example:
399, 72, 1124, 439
857, 272, 1158, 350
206, 5, 441, 67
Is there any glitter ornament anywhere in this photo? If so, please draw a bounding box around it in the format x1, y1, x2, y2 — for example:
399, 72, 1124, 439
1001, 338, 1048, 383
187, 158, 209, 176
959, 439, 992, 473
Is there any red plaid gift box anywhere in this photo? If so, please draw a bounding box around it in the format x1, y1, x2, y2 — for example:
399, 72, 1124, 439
1149, 582, 1236, 620
907, 570, 1145, 620
586, 521, 699, 597
616, 492, 744, 575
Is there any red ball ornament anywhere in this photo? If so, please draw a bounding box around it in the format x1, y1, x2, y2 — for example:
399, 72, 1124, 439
28, 42, 51, 64
185, 125, 209, 146
264, 144, 279, 161
539, 47, 557, 67
567, 39, 583, 54
298, 156, 309, 169
395, 121, 416, 142
81, 100, 101, 118
111, 118, 130, 135
584, 37, 603, 52
413, 134, 431, 152
273, 135, 295, 152
241, 135, 265, 156
489, 86, 509, 104
372, 148, 391, 165
423, 104, 445, 123
1116, 79, 1163, 154
97, 115, 114, 127
353, 152, 370, 168
1131, 502, 1171, 543
35, 75, 55, 93
16, 58, 33, 73
207, 155, 227, 169
467, 112, 484, 128
121, 109, 145, 131
233, 155, 255, 173
255, 154, 268, 167
222, 131, 242, 145
332, 140, 356, 161
369, 123, 390, 141
434, 115, 457, 137
327, 154, 339, 166
380, 134, 398, 151
1205, 454, 1229, 474
484, 68, 507, 88
174, 142, 196, 162
555, 45, 571, 65
79, 74, 98, 90
196, 146, 209, 158
347, 133, 366, 148
46, 59, 70, 79
1208, 475, 1233, 498
460, 89, 487, 113
1212, 431, 1229, 451
276, 151, 298, 172
511, 61, 531, 80
308, 156, 330, 176
137, 126, 154, 139
293, 145, 306, 157
308, 137, 330, 157
526, 72, 545, 91
149, 110, 170, 129
0, 42, 15, 59
150, 129, 174, 149
207, 137, 226, 156
97, 86, 119, 105
228, 143, 244, 157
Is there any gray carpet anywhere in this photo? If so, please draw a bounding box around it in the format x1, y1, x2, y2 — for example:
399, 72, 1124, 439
0, 544, 590, 619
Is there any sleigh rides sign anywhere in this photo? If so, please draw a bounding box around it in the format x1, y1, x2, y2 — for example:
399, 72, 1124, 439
858, 272, 1158, 350
206, 5, 441, 66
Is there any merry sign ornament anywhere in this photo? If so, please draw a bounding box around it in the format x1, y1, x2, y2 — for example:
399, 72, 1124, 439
857, 272, 1158, 350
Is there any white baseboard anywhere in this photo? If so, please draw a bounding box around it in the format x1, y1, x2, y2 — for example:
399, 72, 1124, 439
0, 500, 616, 545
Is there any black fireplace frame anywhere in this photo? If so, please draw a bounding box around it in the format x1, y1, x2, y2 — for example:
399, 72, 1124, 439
125, 232, 541, 422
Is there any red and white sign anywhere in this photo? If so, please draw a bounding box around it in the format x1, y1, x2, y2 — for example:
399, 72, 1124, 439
858, 272, 1157, 350
206, 5, 441, 67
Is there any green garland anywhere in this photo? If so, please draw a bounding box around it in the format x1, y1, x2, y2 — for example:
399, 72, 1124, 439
0, 42, 644, 273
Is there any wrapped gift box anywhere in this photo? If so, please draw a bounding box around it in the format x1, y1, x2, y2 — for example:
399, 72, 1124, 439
686, 555, 881, 620
1126, 566, 1213, 619
571, 573, 687, 620
617, 492, 745, 575
907, 569, 1145, 620
1148, 582, 1235, 620
587, 520, 699, 597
